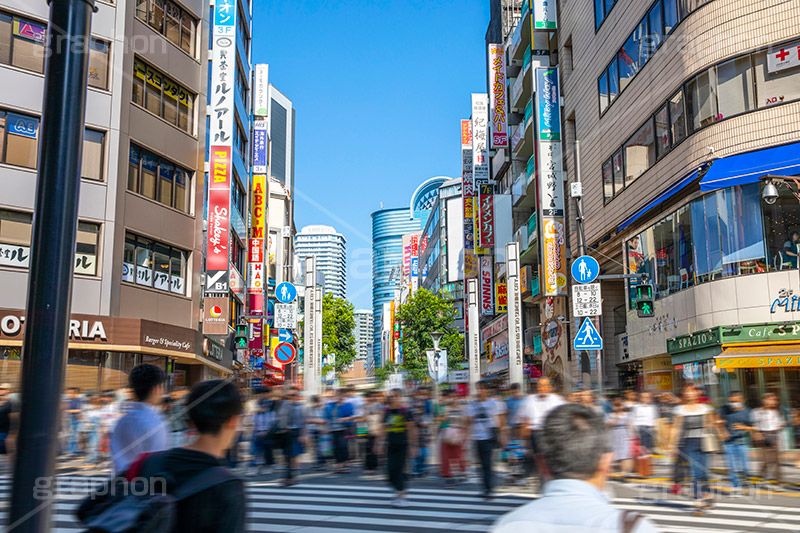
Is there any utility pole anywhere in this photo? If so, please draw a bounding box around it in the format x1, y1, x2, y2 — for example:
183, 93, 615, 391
466, 279, 480, 396
10, 0, 95, 531
303, 257, 317, 396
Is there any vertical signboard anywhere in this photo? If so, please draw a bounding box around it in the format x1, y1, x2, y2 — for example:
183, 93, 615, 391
535, 67, 564, 217
253, 64, 269, 117
532, 0, 558, 29
542, 217, 567, 295
488, 44, 508, 149
206, 0, 236, 294
303, 258, 317, 395
247, 175, 266, 313
471, 94, 489, 183
496, 283, 508, 312
506, 243, 524, 387
478, 183, 495, 248
253, 119, 268, 174
461, 119, 478, 278
467, 279, 481, 394
480, 256, 494, 316
473, 198, 489, 255
206, 148, 232, 293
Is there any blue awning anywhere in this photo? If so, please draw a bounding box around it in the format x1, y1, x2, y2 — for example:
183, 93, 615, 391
699, 141, 800, 192
617, 166, 703, 233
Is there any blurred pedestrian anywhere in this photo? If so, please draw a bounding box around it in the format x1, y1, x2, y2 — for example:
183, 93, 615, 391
466, 382, 505, 499
631, 392, 658, 459
307, 395, 327, 470
326, 389, 356, 473
363, 391, 384, 474
381, 389, 416, 507
439, 389, 467, 488
753, 393, 784, 484
608, 398, 633, 478
65, 387, 84, 456
672, 385, 715, 513
84, 396, 104, 466
275, 388, 305, 486
717, 392, 753, 493
505, 383, 525, 441
519, 377, 564, 483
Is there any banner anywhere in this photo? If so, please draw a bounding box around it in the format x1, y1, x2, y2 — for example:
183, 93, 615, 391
488, 44, 508, 149
542, 217, 567, 295
480, 256, 494, 316
471, 94, 489, 182
473, 198, 489, 255
462, 118, 478, 278
202, 297, 229, 335
426, 349, 448, 384
461, 119, 474, 198
477, 183, 495, 248
247, 175, 266, 308
205, 147, 232, 293
532, 0, 558, 29
496, 283, 508, 312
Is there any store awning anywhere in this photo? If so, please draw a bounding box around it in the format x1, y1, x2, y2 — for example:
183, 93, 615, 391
617, 166, 703, 233
699, 141, 800, 192
715, 345, 800, 369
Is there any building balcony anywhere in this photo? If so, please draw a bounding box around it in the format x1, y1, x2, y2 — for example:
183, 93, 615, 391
510, 61, 531, 111
508, 4, 530, 63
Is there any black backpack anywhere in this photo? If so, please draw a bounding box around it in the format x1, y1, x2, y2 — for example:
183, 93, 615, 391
76, 451, 237, 533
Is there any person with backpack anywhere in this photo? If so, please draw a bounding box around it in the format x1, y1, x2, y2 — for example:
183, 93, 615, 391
274, 387, 306, 486
326, 389, 356, 473
78, 379, 246, 533
491, 404, 658, 533
110, 364, 169, 474
465, 382, 505, 499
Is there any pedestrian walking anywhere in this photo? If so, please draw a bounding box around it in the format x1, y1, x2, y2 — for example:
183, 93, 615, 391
608, 398, 633, 478
439, 390, 467, 487
307, 395, 327, 470
631, 392, 658, 477
518, 377, 564, 482
83, 396, 104, 466
363, 391, 384, 474
252, 395, 276, 475
716, 392, 753, 493
410, 388, 432, 477
381, 388, 416, 507
326, 389, 356, 473
110, 364, 168, 474
0, 384, 17, 466
491, 404, 658, 533
505, 383, 525, 441
672, 385, 715, 513
752, 393, 784, 484
466, 382, 504, 499
65, 387, 84, 456
275, 388, 306, 486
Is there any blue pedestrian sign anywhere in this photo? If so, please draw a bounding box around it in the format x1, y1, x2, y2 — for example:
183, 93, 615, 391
571, 255, 600, 284
276, 282, 297, 303
279, 329, 293, 343
574, 317, 603, 350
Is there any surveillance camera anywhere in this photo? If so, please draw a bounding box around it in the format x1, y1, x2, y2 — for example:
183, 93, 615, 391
762, 182, 779, 205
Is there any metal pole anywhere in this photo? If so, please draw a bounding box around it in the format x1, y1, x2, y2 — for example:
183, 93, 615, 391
303, 257, 315, 396
467, 279, 480, 397
574, 140, 586, 257
10, 0, 94, 530
433, 348, 440, 413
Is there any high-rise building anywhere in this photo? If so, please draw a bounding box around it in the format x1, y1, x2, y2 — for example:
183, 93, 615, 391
371, 177, 449, 367
559, 0, 800, 397
353, 309, 373, 361
268, 84, 295, 197
295, 225, 347, 300
0, 0, 233, 389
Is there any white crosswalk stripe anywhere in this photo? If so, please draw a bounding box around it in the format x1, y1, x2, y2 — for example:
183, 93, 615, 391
0, 476, 798, 532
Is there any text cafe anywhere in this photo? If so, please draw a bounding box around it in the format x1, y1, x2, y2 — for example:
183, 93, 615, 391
668, 322, 800, 413
0, 310, 232, 392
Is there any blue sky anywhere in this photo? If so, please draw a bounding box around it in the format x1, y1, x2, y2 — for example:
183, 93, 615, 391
252, 0, 490, 310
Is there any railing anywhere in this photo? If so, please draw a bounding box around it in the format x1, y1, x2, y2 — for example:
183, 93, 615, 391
526, 154, 536, 178
526, 212, 537, 240
524, 99, 533, 125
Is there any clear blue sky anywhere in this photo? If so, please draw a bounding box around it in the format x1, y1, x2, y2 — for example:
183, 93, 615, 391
252, 0, 490, 310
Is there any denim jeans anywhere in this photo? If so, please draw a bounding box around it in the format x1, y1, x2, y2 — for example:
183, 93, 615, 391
724, 441, 749, 488
412, 446, 428, 475
85, 428, 99, 463
69, 417, 82, 454
682, 437, 709, 500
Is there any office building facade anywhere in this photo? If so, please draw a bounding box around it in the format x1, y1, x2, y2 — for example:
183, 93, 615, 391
353, 309, 373, 362
295, 225, 347, 300
0, 0, 232, 390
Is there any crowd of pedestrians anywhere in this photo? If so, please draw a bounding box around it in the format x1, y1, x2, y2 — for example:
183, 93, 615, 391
10, 363, 793, 531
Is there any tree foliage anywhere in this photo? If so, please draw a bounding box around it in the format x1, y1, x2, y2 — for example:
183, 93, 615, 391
321, 293, 356, 374
395, 289, 464, 383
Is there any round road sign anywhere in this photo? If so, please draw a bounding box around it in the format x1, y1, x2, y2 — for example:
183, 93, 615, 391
274, 342, 296, 364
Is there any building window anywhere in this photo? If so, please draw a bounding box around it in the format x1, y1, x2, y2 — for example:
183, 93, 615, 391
233, 121, 247, 166
716, 56, 754, 119
82, 129, 105, 181
686, 69, 718, 132
0, 10, 109, 89
598, 71, 609, 113
0, 110, 39, 169
127, 143, 193, 213
136, 0, 196, 57
668, 90, 687, 145
231, 176, 245, 219
0, 209, 99, 275
132, 57, 195, 135
654, 104, 670, 159
623, 118, 655, 186
231, 237, 245, 275
123, 233, 187, 295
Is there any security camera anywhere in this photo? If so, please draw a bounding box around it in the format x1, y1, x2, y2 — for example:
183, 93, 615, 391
762, 182, 779, 205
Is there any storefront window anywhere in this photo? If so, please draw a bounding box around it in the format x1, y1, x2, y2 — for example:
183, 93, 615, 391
762, 183, 800, 270
686, 69, 718, 132
100, 352, 136, 391
668, 90, 686, 145
754, 46, 800, 109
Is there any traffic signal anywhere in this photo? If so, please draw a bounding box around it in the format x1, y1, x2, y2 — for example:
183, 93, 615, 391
234, 322, 248, 349
635, 284, 655, 318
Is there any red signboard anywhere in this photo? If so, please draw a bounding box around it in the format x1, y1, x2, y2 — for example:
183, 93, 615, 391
478, 183, 495, 248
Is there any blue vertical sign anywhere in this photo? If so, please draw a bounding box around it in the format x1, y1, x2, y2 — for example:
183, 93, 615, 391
536, 68, 561, 141
253, 119, 268, 174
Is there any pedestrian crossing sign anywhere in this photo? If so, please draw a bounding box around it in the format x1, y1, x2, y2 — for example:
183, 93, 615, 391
574, 317, 602, 350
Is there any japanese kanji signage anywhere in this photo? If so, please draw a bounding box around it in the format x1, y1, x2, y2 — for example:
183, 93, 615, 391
253, 119, 268, 174
542, 218, 567, 296
480, 256, 494, 316
206, 147, 232, 293
471, 94, 489, 182
535, 67, 564, 217
462, 118, 478, 278
253, 64, 269, 116
488, 44, 508, 149
496, 282, 508, 312
532, 0, 558, 30
247, 175, 266, 301
473, 198, 490, 255
478, 183, 495, 248
461, 119, 474, 198
464, 195, 478, 278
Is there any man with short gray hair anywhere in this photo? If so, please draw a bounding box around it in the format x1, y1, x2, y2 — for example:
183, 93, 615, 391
492, 404, 659, 533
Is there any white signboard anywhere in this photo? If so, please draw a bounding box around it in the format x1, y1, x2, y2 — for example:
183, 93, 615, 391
274, 302, 297, 329
767, 42, 800, 73
448, 370, 469, 383
572, 283, 602, 317
471, 94, 489, 181
533, 0, 557, 29
254, 64, 269, 116
426, 349, 448, 384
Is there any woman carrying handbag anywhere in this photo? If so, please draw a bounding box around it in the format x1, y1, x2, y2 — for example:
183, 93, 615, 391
672, 385, 715, 514
753, 393, 785, 484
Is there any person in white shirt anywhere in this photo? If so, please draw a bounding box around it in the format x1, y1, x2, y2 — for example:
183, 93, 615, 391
466, 382, 505, 499
519, 377, 564, 480
630, 392, 659, 456
110, 364, 168, 474
753, 393, 785, 483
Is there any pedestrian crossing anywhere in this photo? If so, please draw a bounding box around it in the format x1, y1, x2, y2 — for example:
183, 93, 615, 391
0, 475, 798, 532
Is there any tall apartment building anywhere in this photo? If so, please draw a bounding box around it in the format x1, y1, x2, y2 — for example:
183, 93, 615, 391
0, 0, 232, 390
559, 0, 800, 404
371, 177, 446, 367
353, 309, 373, 361
268, 84, 295, 197
295, 225, 347, 300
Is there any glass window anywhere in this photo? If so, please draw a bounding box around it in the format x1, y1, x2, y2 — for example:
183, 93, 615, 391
149, 0, 164, 33
648, 1, 664, 52
753, 48, 800, 109
594, 0, 604, 29
604, 0, 616, 16
719, 184, 764, 272
135, 0, 148, 22
145, 66, 162, 116
180, 12, 195, 55
763, 182, 800, 270
686, 69, 718, 132
678, 0, 712, 19
132, 58, 146, 106
164, 1, 181, 47
618, 40, 637, 92
133, 58, 195, 134
602, 159, 614, 200
691, 191, 722, 279
598, 71, 609, 113
178, 88, 193, 133
162, 79, 179, 126
87, 40, 109, 90
626, 231, 654, 307
653, 215, 677, 298
0, 13, 12, 65
158, 162, 173, 206
664, 0, 679, 33
141, 151, 158, 199
668, 90, 687, 144
170, 248, 186, 294
675, 205, 694, 288
0, 209, 31, 247
11, 17, 45, 73
75, 222, 99, 276
623, 118, 655, 185
175, 168, 188, 213
716, 56, 753, 118
5, 112, 39, 169
128, 144, 140, 192
153, 242, 171, 291
613, 149, 624, 194
81, 129, 104, 181
654, 104, 670, 158
608, 60, 619, 103
123, 234, 136, 283
135, 237, 153, 287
